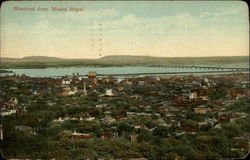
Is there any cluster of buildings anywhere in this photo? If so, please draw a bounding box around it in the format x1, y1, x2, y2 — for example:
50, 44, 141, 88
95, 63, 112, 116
1, 72, 249, 145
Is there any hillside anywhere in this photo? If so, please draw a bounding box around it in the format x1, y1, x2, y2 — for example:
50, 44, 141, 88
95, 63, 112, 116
0, 55, 249, 69
1, 56, 63, 62
21, 56, 63, 61
98, 55, 249, 65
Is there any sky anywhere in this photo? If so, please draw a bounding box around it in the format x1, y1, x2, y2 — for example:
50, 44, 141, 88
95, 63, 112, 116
1, 1, 249, 59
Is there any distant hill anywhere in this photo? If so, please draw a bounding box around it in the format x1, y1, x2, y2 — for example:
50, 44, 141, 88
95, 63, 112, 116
1, 56, 63, 62
21, 56, 62, 61
97, 55, 249, 65
0, 55, 249, 68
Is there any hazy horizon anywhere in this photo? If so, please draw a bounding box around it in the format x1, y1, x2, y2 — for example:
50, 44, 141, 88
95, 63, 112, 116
1, 1, 249, 59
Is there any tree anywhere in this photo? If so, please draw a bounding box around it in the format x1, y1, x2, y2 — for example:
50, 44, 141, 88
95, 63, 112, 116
137, 129, 153, 142
163, 152, 181, 160
89, 108, 103, 118
221, 123, 241, 138
51, 149, 71, 160
135, 142, 154, 159
196, 135, 229, 157
116, 122, 134, 134
208, 89, 227, 101
172, 144, 197, 160
153, 126, 169, 138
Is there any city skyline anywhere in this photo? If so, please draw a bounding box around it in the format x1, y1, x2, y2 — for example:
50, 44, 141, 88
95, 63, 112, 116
1, 1, 249, 59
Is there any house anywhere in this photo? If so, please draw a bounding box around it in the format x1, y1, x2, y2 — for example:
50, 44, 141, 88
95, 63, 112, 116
14, 125, 36, 135
235, 112, 248, 118
155, 77, 161, 81
123, 80, 133, 86
197, 122, 209, 128
52, 117, 65, 123
9, 97, 18, 106
214, 123, 221, 129
117, 86, 124, 91
85, 117, 95, 121
0, 108, 17, 116
58, 91, 70, 96
175, 132, 187, 136
116, 78, 124, 84
218, 116, 230, 122
96, 104, 108, 108
175, 96, 184, 103
101, 132, 114, 139
169, 106, 180, 112
103, 116, 116, 123
182, 127, 197, 133
105, 89, 114, 96
70, 131, 92, 139
62, 78, 71, 85
229, 88, 250, 99
200, 96, 209, 101
129, 134, 138, 142
58, 88, 77, 96
104, 111, 111, 115
133, 123, 147, 129
229, 115, 240, 123
189, 92, 197, 100
138, 81, 145, 86
194, 105, 209, 114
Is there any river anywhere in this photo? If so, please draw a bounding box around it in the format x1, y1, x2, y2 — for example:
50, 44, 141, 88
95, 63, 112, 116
1, 64, 249, 78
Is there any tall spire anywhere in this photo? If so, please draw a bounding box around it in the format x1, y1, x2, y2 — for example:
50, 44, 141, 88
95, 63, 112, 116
83, 82, 87, 96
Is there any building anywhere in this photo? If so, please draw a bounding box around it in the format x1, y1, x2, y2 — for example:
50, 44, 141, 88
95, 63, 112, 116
52, 117, 65, 123
62, 78, 71, 85
101, 132, 114, 139
88, 71, 97, 79
9, 97, 18, 106
129, 134, 138, 142
194, 105, 209, 114
133, 123, 147, 129
83, 82, 87, 96
105, 89, 114, 96
70, 131, 92, 139
189, 92, 197, 100
88, 72, 97, 87
0, 109, 17, 116
14, 125, 36, 135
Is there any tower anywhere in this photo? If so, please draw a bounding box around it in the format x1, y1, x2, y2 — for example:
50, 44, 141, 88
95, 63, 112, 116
83, 82, 87, 96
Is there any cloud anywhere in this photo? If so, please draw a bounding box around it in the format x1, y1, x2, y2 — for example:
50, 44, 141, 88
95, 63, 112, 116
102, 13, 138, 30
199, 7, 243, 18
100, 12, 200, 37
2, 4, 247, 58
163, 12, 200, 28
95, 9, 120, 18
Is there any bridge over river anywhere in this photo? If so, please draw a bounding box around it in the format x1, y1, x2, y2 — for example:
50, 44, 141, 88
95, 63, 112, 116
53, 70, 249, 78
150, 65, 250, 71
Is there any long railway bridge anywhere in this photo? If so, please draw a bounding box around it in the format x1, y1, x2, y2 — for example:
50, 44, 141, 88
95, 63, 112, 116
53, 70, 249, 78
150, 65, 250, 71
52, 65, 249, 78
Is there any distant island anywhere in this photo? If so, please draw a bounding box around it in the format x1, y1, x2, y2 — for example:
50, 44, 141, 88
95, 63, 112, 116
0, 55, 249, 69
